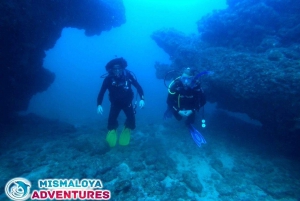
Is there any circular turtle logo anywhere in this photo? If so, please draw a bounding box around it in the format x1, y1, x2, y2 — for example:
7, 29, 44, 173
5, 178, 31, 201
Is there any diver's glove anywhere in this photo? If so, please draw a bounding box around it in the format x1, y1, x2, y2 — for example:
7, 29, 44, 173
179, 110, 193, 117
97, 105, 103, 115
185, 110, 193, 116
139, 100, 145, 109
178, 110, 186, 117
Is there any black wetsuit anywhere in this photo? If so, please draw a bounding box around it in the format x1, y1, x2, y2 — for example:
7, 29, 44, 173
97, 70, 144, 130
167, 80, 206, 125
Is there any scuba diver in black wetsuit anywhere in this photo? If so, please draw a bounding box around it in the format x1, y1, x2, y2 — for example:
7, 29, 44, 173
97, 57, 145, 147
167, 67, 206, 124
164, 67, 208, 147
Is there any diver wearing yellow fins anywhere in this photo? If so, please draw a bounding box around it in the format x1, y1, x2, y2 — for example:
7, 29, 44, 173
97, 57, 145, 147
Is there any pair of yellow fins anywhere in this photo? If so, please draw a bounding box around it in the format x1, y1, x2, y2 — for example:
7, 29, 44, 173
106, 128, 131, 147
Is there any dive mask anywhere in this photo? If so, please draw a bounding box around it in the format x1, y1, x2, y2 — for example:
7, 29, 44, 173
112, 65, 123, 77
180, 76, 193, 87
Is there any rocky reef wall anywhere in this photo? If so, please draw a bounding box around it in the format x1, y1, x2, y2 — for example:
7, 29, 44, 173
0, 0, 125, 123
152, 0, 300, 135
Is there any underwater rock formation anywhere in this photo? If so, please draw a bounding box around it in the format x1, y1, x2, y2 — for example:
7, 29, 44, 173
152, 0, 300, 135
0, 0, 125, 123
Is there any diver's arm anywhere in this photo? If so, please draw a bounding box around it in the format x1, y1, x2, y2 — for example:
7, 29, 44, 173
97, 78, 109, 106
134, 81, 145, 100
129, 74, 145, 100
167, 84, 180, 113
194, 86, 206, 110
199, 89, 206, 107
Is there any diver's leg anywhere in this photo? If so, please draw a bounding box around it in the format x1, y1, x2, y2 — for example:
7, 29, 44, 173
186, 112, 196, 125
123, 103, 135, 130
119, 103, 134, 146
107, 103, 121, 130
105, 103, 121, 147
